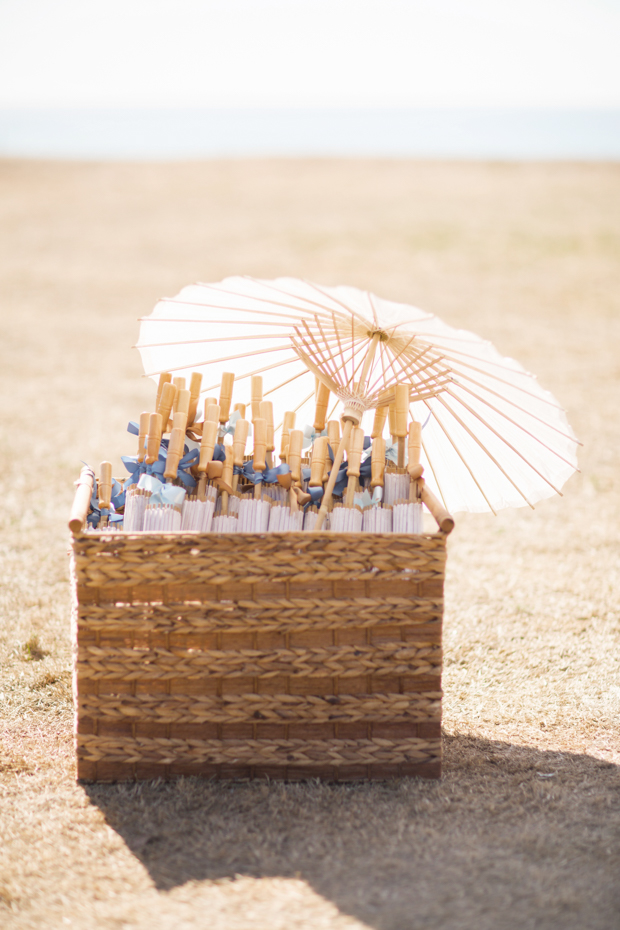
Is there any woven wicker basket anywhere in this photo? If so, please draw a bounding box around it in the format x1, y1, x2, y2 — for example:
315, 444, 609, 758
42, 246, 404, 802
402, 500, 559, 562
71, 524, 447, 782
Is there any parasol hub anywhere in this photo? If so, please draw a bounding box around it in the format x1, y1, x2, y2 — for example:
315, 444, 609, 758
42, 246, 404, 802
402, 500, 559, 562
341, 401, 365, 425
366, 329, 390, 343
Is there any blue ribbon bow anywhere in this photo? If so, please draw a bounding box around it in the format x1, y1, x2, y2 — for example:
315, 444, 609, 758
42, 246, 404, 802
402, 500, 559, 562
122, 450, 166, 488
123, 421, 166, 487
123, 421, 203, 489
302, 424, 327, 450
327, 438, 373, 496
87, 479, 125, 527
175, 448, 199, 488
220, 410, 252, 438
149, 484, 187, 508
234, 461, 291, 486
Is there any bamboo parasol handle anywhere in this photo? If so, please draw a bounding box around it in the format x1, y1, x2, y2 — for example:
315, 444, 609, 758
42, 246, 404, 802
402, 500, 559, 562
68, 466, 95, 535
157, 382, 176, 433
416, 478, 455, 534
314, 419, 353, 531
187, 372, 203, 425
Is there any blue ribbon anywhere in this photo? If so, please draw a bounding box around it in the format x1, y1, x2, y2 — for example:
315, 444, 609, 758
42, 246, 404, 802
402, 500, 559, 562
175, 448, 199, 488
234, 461, 291, 485
305, 485, 324, 506
332, 461, 350, 497
149, 484, 186, 508
87, 479, 125, 527
122, 450, 166, 488
123, 422, 165, 487
327, 441, 373, 497
220, 410, 252, 438
385, 441, 400, 465
302, 425, 327, 450
123, 421, 206, 490
137, 474, 163, 494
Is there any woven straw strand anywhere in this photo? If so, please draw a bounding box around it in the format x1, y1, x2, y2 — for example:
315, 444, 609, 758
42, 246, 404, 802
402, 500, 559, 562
77, 734, 442, 766
78, 641, 442, 681
77, 597, 442, 634
79, 691, 443, 724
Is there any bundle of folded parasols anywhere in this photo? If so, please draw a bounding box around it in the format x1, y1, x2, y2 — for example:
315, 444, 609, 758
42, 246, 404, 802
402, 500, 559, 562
83, 368, 452, 535
70, 276, 579, 536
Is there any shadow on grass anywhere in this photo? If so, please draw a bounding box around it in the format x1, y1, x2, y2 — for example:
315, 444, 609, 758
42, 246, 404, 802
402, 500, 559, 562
85, 735, 620, 930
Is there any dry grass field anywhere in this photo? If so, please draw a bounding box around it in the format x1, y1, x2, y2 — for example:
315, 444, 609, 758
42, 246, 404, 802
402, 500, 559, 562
1, 159, 619, 929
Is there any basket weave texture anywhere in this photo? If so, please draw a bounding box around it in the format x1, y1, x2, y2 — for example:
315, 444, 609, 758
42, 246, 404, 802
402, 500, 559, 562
71, 531, 445, 782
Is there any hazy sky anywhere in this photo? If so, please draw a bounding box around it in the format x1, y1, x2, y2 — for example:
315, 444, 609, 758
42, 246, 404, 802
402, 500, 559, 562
1, 0, 619, 108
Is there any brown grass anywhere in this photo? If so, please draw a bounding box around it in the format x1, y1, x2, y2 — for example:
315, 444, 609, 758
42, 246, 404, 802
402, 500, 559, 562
0, 158, 619, 929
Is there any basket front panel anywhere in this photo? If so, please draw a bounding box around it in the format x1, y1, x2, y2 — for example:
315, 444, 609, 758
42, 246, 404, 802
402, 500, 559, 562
72, 532, 445, 781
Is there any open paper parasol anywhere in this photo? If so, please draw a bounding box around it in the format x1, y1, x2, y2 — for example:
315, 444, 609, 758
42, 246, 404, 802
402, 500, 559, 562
136, 276, 579, 515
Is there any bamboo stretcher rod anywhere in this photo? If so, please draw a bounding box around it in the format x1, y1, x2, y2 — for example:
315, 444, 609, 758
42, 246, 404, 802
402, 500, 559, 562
439, 356, 567, 411
383, 313, 438, 330
438, 391, 563, 498
247, 275, 370, 327
366, 342, 439, 397
366, 290, 379, 329
445, 380, 581, 448
420, 433, 449, 512
197, 278, 350, 322
142, 344, 297, 379
292, 328, 386, 396
304, 323, 448, 400
297, 320, 343, 384
351, 311, 355, 386
414, 338, 541, 381
136, 333, 295, 349
200, 355, 305, 395
272, 390, 315, 434
139, 314, 302, 326
435, 393, 534, 508
69, 466, 95, 535
302, 279, 380, 329
164, 291, 338, 323
313, 315, 344, 384
421, 398, 497, 514
294, 324, 371, 379
331, 311, 349, 377
365, 335, 426, 395
325, 398, 340, 425
263, 368, 313, 399
294, 340, 450, 407
292, 342, 377, 402
292, 321, 426, 388
379, 348, 449, 398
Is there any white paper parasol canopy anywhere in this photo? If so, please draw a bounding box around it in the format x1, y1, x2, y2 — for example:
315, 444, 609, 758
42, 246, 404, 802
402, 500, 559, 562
136, 276, 579, 514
